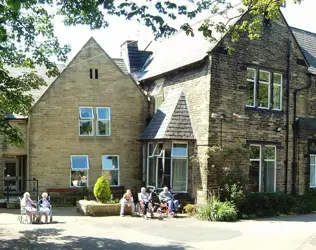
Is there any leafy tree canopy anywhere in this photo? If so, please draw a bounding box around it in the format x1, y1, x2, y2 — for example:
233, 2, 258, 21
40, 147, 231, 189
0, 0, 303, 146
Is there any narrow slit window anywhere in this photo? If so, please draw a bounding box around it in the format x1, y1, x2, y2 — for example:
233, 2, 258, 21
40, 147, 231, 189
89, 69, 93, 79
95, 69, 98, 79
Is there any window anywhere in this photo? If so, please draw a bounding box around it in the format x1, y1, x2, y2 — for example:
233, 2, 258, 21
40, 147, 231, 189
171, 143, 188, 192
249, 145, 261, 192
79, 107, 111, 136
246, 68, 256, 107
90, 68, 99, 79
79, 107, 94, 136
249, 145, 276, 192
263, 146, 276, 192
96, 107, 111, 136
273, 73, 282, 110
246, 68, 283, 110
70, 155, 89, 187
258, 71, 270, 109
310, 155, 316, 188
152, 83, 164, 112
102, 155, 119, 186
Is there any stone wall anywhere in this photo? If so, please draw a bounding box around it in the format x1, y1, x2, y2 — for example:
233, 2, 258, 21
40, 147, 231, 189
209, 16, 310, 194
28, 38, 148, 193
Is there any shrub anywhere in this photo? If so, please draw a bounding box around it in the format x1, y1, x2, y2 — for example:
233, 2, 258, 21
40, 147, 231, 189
183, 204, 197, 216
197, 196, 238, 222
93, 176, 111, 203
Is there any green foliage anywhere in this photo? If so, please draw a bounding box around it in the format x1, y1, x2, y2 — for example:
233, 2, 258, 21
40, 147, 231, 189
183, 204, 197, 216
238, 192, 316, 218
197, 195, 238, 222
93, 176, 112, 204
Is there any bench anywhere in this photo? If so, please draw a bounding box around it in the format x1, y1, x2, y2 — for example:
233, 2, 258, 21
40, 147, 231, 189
47, 188, 77, 206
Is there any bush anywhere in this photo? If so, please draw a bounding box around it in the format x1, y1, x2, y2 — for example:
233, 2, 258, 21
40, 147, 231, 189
197, 196, 238, 222
183, 204, 197, 216
93, 176, 111, 203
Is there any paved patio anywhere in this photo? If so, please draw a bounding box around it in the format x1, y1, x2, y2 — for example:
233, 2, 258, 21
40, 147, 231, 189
1, 207, 316, 249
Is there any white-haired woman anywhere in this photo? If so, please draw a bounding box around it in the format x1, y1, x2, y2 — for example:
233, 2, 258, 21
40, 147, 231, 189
139, 187, 153, 218
21, 192, 37, 224
37, 192, 51, 223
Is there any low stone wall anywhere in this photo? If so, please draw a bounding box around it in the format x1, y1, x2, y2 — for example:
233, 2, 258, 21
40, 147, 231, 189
76, 200, 132, 216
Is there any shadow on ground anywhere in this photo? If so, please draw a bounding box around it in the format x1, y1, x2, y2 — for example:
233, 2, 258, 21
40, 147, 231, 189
0, 228, 186, 250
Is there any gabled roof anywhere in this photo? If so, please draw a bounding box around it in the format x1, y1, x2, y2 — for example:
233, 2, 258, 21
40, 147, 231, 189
139, 3, 245, 81
5, 38, 130, 119
290, 27, 316, 73
140, 89, 194, 140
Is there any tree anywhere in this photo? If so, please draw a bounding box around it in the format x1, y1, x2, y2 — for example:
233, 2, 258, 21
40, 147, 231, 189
0, 0, 303, 146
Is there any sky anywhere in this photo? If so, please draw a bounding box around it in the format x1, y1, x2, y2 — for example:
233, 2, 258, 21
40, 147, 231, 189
52, 0, 316, 62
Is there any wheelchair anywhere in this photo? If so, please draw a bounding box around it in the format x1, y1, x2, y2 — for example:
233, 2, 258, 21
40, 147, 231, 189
17, 197, 37, 224
36, 196, 53, 223
135, 193, 154, 219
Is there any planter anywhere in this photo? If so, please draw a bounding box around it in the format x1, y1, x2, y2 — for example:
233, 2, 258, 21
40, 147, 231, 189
76, 200, 132, 216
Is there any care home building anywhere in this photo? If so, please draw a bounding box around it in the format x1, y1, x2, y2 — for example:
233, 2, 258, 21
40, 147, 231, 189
2, 4, 316, 204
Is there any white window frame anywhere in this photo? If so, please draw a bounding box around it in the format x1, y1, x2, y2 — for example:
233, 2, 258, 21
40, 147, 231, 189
310, 155, 316, 188
147, 142, 163, 189
263, 145, 277, 192
70, 155, 89, 188
152, 83, 164, 113
96, 107, 111, 136
258, 70, 271, 109
79, 107, 94, 136
101, 155, 120, 186
170, 142, 188, 193
272, 73, 283, 111
246, 68, 257, 108
249, 144, 262, 192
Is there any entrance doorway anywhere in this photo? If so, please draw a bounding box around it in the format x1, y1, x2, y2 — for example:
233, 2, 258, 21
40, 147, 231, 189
3, 159, 19, 192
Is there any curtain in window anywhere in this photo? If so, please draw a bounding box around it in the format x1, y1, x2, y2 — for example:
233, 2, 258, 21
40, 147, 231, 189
172, 159, 187, 192
264, 161, 275, 192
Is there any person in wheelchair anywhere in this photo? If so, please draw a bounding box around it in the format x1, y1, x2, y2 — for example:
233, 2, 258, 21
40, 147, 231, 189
159, 187, 179, 214
37, 192, 52, 223
139, 187, 153, 218
21, 192, 37, 224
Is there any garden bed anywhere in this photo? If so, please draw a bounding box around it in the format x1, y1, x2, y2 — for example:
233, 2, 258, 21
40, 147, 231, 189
76, 200, 132, 216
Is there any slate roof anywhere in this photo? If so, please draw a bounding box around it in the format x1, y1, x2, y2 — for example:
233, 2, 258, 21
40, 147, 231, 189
290, 27, 316, 73
139, 3, 245, 81
112, 58, 129, 74
140, 89, 194, 140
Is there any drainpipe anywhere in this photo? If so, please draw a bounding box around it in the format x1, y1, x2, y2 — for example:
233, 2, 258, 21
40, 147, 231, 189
285, 40, 291, 193
292, 73, 312, 195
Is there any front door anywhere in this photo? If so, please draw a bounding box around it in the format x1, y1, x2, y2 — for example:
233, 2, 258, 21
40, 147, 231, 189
3, 160, 19, 192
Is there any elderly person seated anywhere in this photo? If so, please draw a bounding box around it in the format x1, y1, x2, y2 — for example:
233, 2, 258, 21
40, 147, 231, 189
139, 187, 153, 218
37, 192, 52, 223
120, 189, 135, 217
159, 187, 179, 214
21, 192, 37, 224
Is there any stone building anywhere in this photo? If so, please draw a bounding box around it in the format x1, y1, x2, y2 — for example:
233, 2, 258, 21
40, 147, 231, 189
2, 5, 316, 204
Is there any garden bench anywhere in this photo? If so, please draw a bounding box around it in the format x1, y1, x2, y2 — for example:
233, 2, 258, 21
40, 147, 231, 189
47, 188, 77, 206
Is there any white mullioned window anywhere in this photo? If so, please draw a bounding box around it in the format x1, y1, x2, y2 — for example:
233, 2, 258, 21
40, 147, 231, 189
96, 107, 111, 136
70, 155, 89, 187
249, 145, 276, 193
171, 143, 188, 192
246, 68, 256, 107
273, 73, 282, 110
152, 83, 164, 112
79, 107, 94, 136
258, 70, 271, 109
102, 155, 119, 186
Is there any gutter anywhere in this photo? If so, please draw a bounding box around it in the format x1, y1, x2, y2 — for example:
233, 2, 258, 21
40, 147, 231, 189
292, 73, 313, 195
